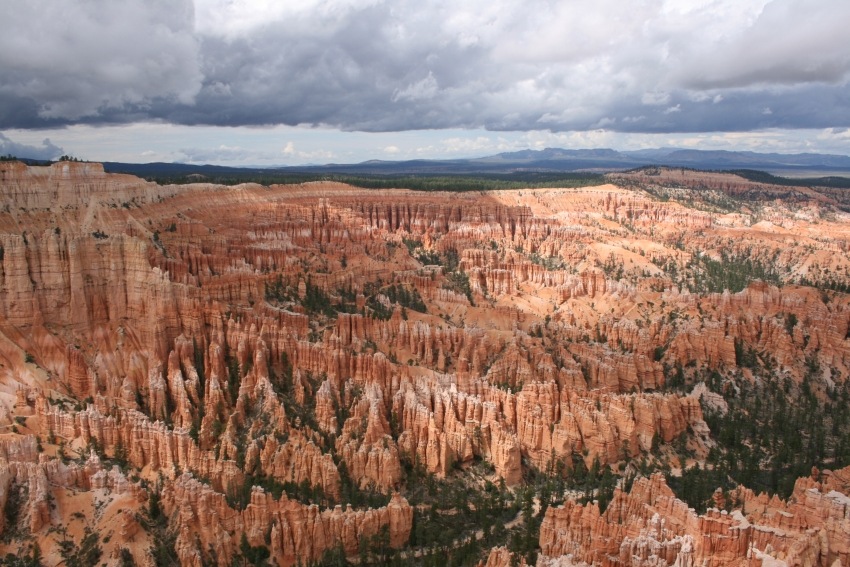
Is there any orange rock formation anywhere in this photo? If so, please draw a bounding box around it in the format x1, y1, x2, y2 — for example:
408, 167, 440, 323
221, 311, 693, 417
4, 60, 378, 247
537, 468, 850, 567
1, 161, 849, 565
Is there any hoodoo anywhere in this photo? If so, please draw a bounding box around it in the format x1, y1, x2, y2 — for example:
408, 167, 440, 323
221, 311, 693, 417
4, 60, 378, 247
0, 161, 849, 565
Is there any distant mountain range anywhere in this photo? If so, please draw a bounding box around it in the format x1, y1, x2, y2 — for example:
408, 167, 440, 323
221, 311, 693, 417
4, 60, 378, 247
101, 147, 850, 178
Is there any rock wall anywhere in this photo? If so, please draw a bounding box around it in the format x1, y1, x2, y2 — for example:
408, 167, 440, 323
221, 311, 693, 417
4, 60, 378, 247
538, 468, 850, 567
163, 474, 412, 567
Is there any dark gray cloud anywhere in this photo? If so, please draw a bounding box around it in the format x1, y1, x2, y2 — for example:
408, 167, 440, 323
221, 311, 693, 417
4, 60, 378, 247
0, 133, 63, 160
1, 0, 848, 134
0, 0, 201, 126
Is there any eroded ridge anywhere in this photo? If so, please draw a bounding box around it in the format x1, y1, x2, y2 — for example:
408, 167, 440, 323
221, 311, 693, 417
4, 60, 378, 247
1, 162, 849, 565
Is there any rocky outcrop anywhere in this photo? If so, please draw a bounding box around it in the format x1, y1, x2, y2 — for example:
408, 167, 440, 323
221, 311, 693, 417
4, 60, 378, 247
256, 432, 342, 501
393, 378, 523, 482
335, 383, 403, 491
0, 434, 149, 560
39, 400, 246, 494
539, 467, 850, 567
163, 473, 412, 567
0, 161, 184, 210
482, 546, 523, 566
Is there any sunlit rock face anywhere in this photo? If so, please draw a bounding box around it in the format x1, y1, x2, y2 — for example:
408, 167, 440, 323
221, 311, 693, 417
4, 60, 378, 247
535, 469, 850, 567
1, 161, 849, 565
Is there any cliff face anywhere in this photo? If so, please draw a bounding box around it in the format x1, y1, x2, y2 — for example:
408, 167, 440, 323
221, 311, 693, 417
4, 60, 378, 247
537, 467, 850, 567
1, 162, 850, 565
162, 474, 412, 567
0, 161, 183, 210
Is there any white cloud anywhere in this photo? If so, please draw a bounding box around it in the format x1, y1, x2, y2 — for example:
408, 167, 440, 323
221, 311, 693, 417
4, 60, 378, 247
592, 117, 617, 128
392, 72, 439, 102
642, 92, 671, 106
674, 0, 850, 88
180, 144, 265, 163
277, 140, 335, 163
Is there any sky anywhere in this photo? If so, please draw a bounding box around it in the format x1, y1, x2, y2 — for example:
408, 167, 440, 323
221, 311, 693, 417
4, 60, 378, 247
1, 0, 850, 165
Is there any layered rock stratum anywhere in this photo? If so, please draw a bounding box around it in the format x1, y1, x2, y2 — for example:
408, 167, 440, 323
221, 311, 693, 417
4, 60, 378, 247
0, 161, 849, 565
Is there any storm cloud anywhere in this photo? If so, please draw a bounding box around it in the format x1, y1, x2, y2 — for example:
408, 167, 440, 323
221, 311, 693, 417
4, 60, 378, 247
1, 0, 849, 134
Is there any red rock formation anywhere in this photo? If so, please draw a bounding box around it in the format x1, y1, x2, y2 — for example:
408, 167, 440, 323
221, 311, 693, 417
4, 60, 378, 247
0, 434, 150, 559
539, 468, 850, 567
335, 384, 403, 491
3, 162, 850, 565
163, 473, 412, 566
482, 546, 524, 566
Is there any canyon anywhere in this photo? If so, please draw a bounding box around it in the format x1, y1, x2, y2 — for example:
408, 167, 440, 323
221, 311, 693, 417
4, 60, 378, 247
0, 161, 849, 565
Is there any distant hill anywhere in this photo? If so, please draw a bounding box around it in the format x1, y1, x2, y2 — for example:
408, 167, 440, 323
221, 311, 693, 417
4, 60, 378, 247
98, 147, 850, 179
